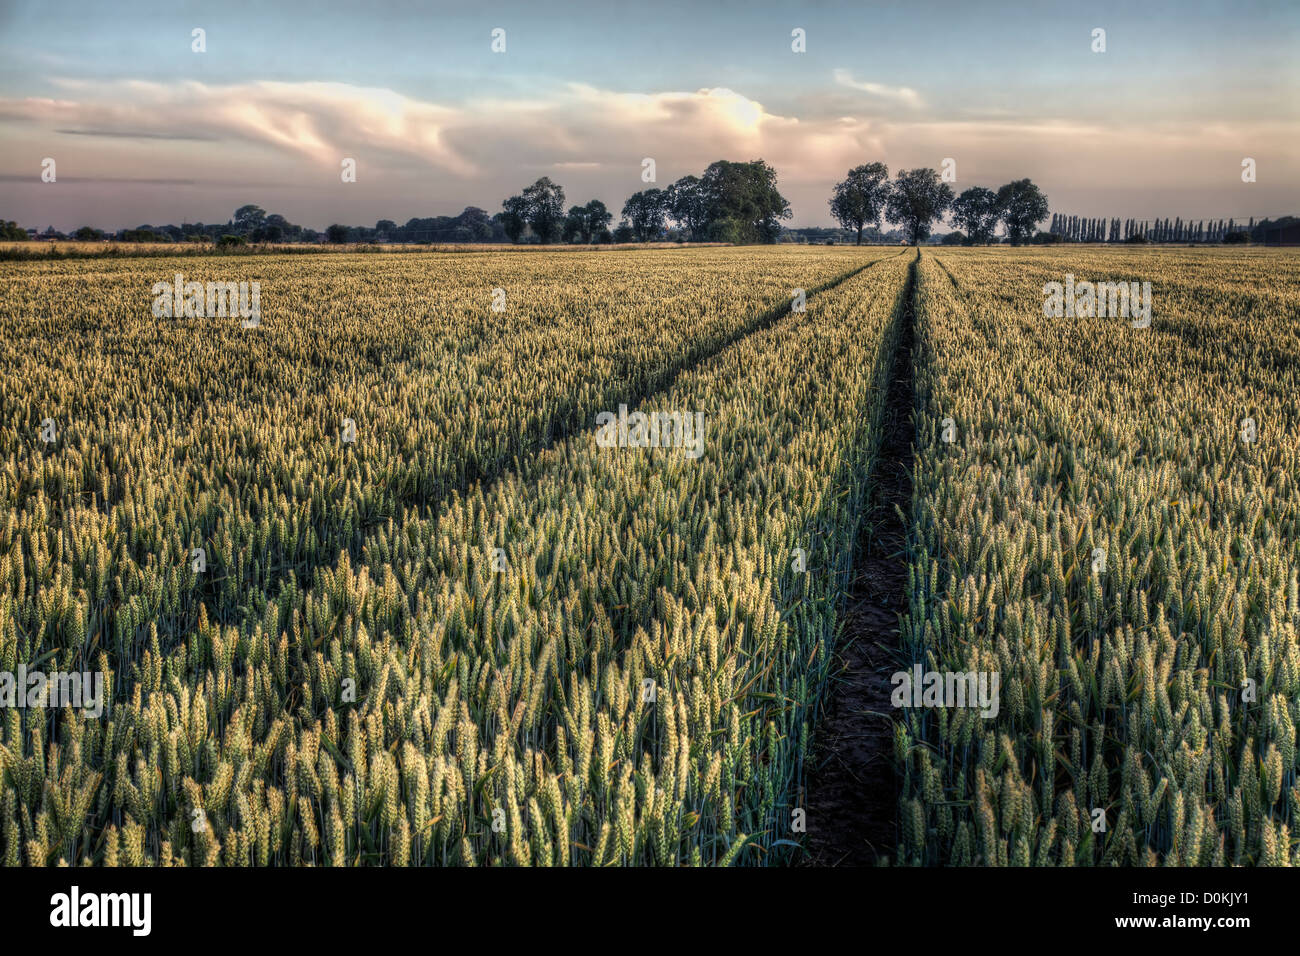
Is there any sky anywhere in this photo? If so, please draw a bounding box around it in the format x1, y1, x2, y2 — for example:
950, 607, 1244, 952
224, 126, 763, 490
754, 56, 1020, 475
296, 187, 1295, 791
0, 0, 1296, 231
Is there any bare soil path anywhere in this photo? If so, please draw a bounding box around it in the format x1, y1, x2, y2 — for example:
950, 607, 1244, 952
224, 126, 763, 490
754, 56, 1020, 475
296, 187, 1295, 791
801, 254, 917, 866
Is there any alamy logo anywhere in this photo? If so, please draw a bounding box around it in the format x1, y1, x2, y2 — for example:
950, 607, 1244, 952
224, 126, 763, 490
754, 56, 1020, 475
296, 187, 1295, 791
595, 404, 704, 459
1042, 274, 1151, 326
50, 886, 151, 936
890, 664, 1000, 718
151, 272, 260, 325
0, 665, 104, 718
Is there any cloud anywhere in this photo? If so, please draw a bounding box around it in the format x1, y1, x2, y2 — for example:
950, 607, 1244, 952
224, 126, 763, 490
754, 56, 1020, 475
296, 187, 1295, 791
0, 173, 198, 184
0, 81, 474, 175
833, 69, 924, 108
0, 79, 854, 186
565, 84, 789, 136
1, 77, 1294, 229
56, 128, 217, 140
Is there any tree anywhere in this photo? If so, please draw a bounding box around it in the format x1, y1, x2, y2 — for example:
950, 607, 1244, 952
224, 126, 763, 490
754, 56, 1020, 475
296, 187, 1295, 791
612, 221, 635, 244
666, 175, 707, 240
121, 227, 166, 242
995, 179, 1049, 245
233, 204, 267, 234
885, 168, 954, 245
265, 213, 295, 241
949, 186, 1001, 244
73, 226, 103, 241
697, 160, 791, 243
622, 189, 668, 242
828, 162, 890, 245
457, 207, 495, 241
562, 205, 586, 243
562, 200, 613, 243
500, 195, 529, 243
583, 200, 612, 243
522, 177, 566, 244
325, 224, 349, 243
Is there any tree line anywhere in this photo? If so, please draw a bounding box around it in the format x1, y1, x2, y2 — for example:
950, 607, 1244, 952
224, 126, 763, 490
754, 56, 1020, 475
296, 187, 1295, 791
827, 163, 1050, 245
1045, 214, 1292, 244
6, 158, 1292, 246
5, 205, 513, 245
498, 160, 791, 244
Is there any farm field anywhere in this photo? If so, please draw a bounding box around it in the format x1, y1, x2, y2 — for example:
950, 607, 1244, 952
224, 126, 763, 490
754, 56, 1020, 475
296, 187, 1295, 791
1, 245, 1298, 866
0, 245, 903, 865
0, 247, 880, 651
902, 246, 1300, 865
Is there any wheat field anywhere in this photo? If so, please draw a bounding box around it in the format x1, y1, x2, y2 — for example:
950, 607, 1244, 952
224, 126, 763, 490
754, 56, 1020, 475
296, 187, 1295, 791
1, 245, 1298, 866
901, 246, 1300, 865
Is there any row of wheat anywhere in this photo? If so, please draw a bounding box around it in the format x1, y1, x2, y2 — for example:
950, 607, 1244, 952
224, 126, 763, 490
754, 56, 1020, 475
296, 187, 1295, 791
897, 246, 1300, 865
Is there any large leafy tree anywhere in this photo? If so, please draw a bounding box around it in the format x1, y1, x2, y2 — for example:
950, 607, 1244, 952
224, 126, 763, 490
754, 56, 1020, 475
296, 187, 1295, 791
885, 168, 954, 245
666, 175, 707, 240
265, 213, 296, 241
697, 160, 791, 243
456, 207, 495, 241
995, 178, 1049, 245
582, 199, 612, 242
828, 162, 890, 245
521, 177, 566, 244
232, 204, 267, 235
622, 189, 668, 242
562, 205, 586, 243
563, 199, 614, 243
500, 194, 529, 243
949, 186, 1002, 244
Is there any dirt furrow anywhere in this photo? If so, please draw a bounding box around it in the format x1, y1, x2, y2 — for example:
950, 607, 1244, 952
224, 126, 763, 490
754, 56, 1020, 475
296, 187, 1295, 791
801, 252, 917, 867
